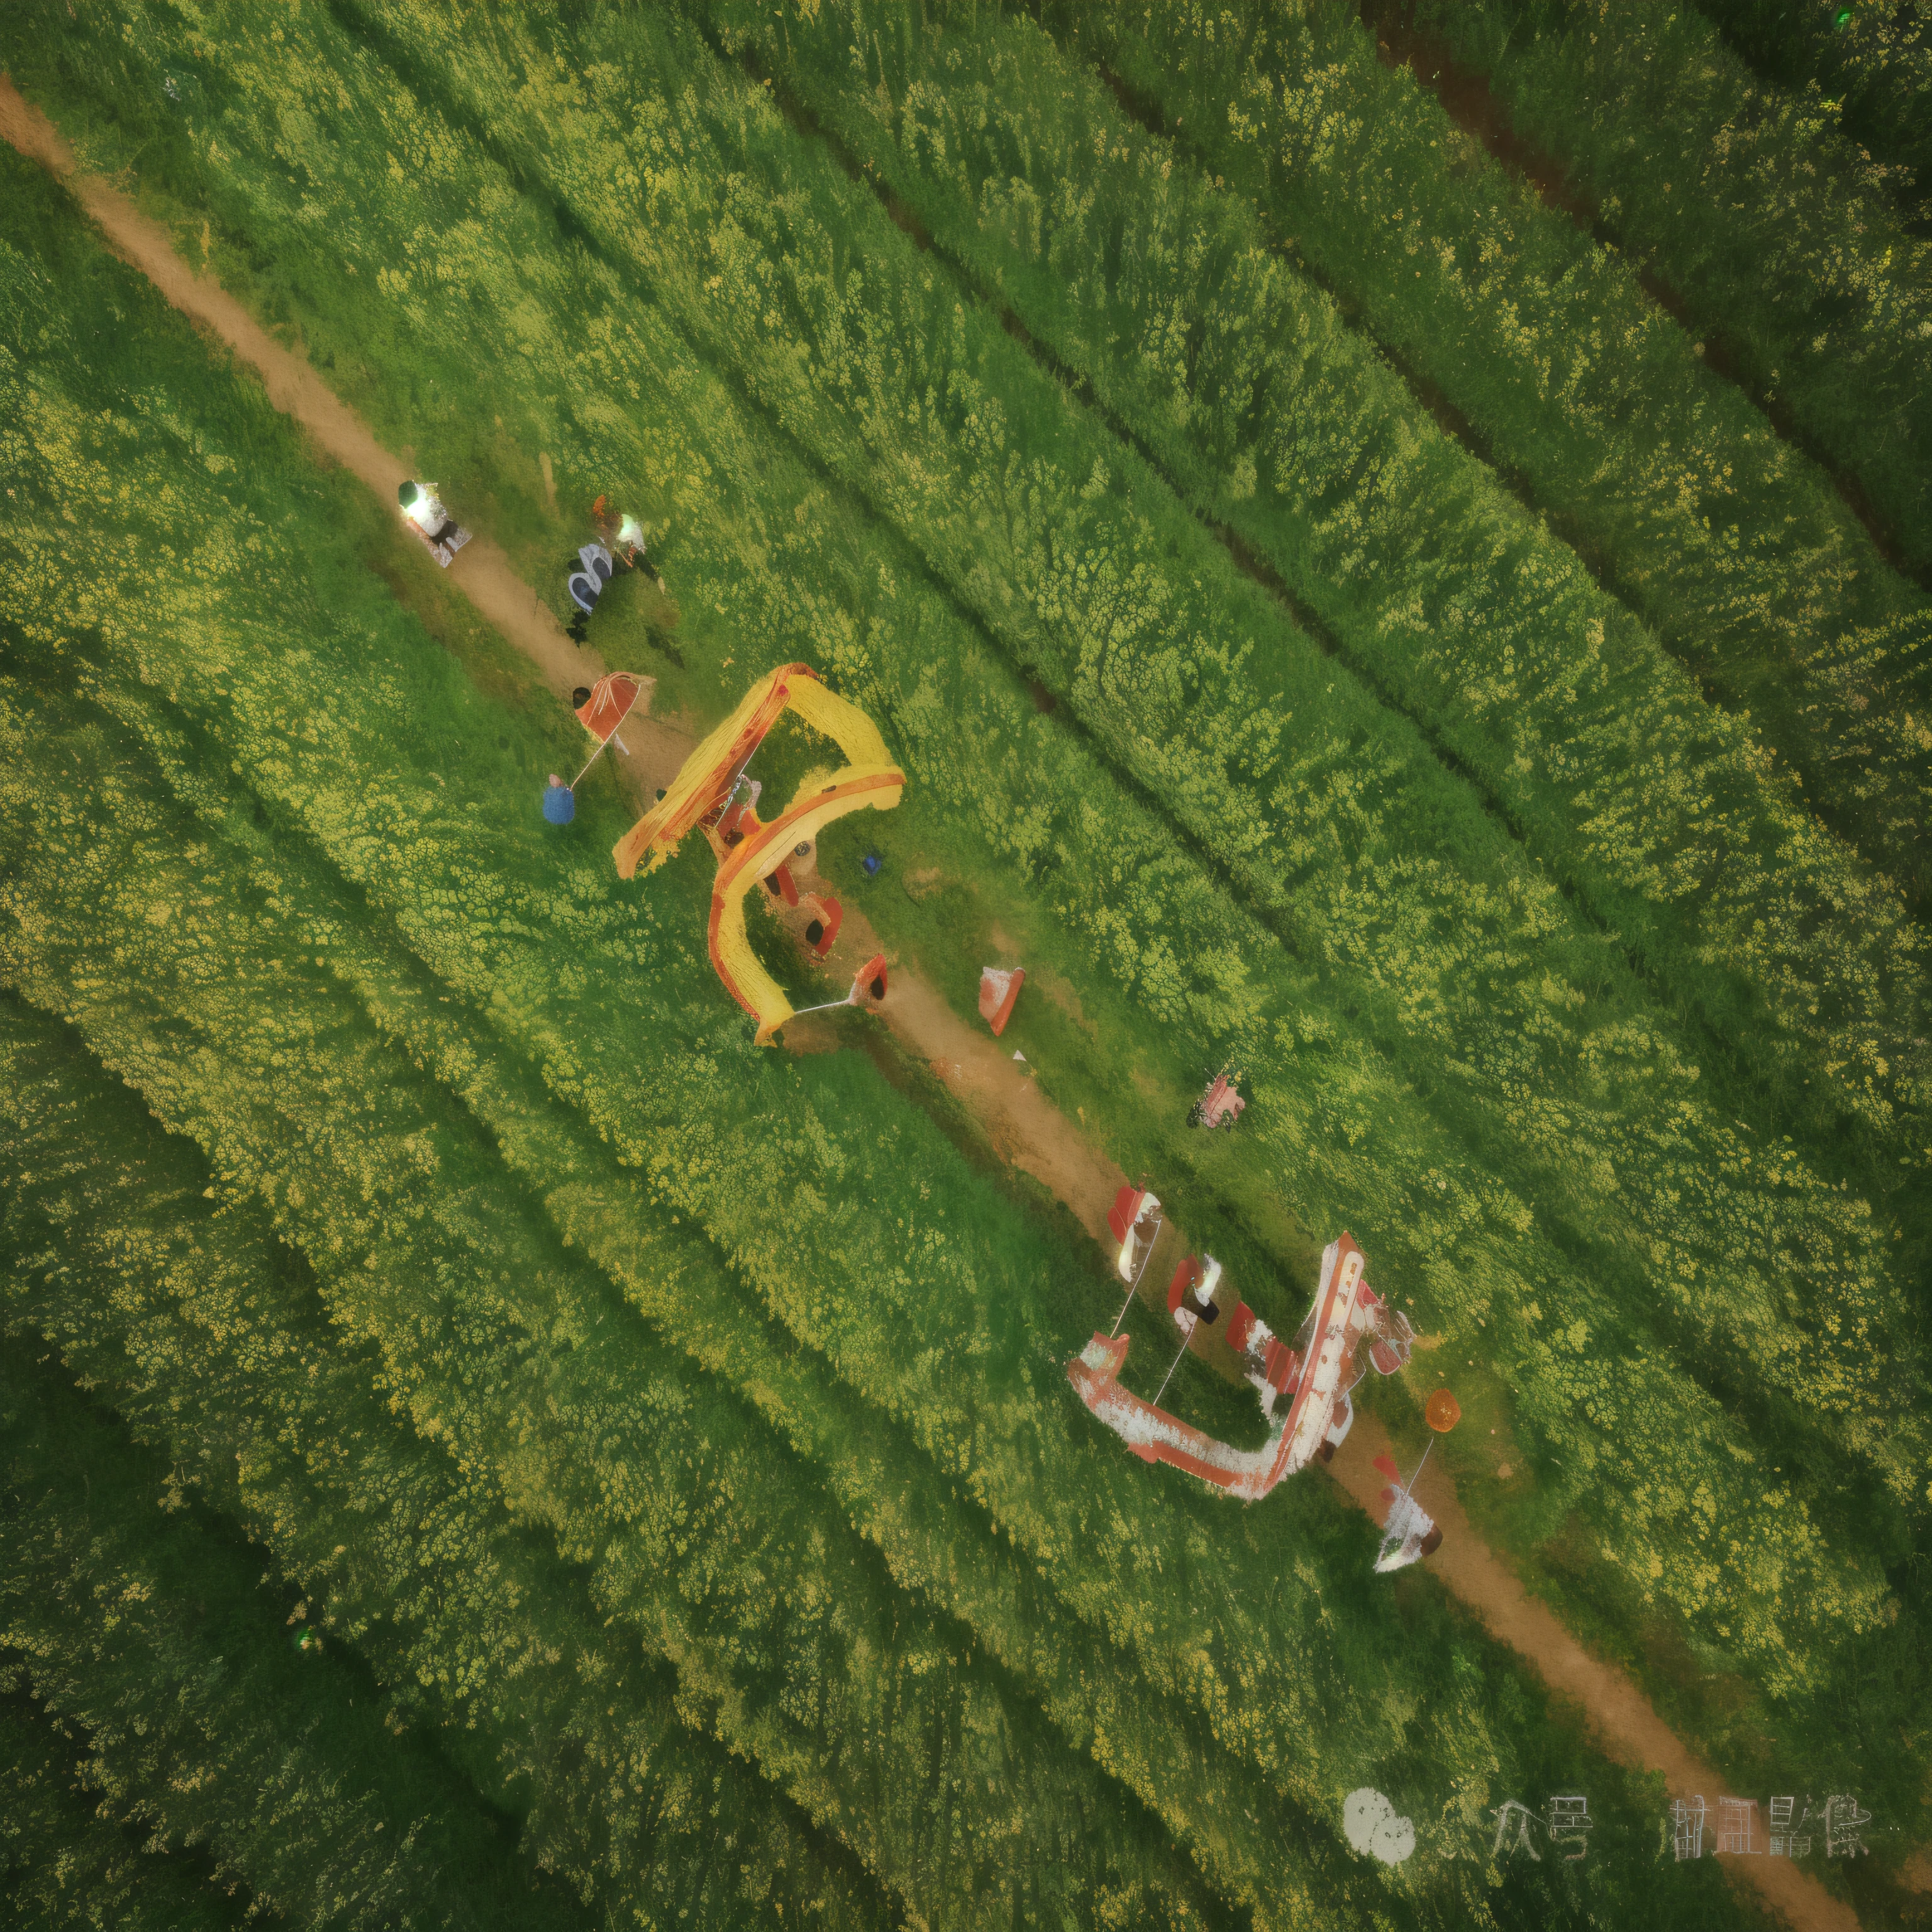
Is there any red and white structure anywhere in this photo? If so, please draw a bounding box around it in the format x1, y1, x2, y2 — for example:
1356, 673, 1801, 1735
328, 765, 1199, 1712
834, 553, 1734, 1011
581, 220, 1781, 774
979, 967, 1024, 1037
1067, 1231, 1419, 1506
1370, 1450, 1442, 1571
1167, 1254, 1223, 1337
1107, 1185, 1162, 1290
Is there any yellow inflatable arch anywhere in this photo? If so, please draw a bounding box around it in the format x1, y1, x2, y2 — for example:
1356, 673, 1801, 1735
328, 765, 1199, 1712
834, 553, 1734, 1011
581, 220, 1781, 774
613, 664, 904, 1043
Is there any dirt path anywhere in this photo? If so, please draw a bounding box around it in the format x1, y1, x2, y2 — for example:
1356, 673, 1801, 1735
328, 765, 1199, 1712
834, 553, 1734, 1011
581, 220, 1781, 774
788, 867, 1131, 1237
4, 77, 1863, 1932
1330, 1415, 1863, 1928
0, 76, 619, 710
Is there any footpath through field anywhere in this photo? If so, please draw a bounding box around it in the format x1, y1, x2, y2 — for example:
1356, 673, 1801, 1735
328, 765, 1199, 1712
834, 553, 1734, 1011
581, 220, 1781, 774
0, 74, 1862, 1932
0, 74, 691, 777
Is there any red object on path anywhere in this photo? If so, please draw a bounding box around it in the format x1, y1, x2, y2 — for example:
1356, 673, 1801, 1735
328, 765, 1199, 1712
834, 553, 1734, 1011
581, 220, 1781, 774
1108, 1185, 1147, 1247
575, 672, 642, 745
1070, 1229, 1430, 1507
1065, 1331, 1296, 1501
1166, 1257, 1200, 1316
979, 966, 1024, 1036
801, 894, 843, 958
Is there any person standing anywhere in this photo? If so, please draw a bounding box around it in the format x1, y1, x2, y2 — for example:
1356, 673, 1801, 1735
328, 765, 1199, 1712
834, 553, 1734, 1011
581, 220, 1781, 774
399, 479, 462, 547
592, 494, 664, 588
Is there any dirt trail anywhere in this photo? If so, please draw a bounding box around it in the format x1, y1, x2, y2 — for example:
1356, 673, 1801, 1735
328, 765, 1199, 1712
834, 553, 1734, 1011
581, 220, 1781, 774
0, 76, 625, 712
5, 79, 1864, 1932
794, 869, 1131, 1237
1329, 1416, 1862, 1928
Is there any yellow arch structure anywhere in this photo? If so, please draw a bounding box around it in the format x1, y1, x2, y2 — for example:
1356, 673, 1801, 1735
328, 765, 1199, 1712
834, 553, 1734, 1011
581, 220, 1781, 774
613, 664, 904, 1042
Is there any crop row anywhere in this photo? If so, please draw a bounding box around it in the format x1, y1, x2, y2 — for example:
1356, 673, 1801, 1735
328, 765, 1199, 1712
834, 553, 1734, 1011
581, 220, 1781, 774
0, 182, 1787, 1924
723, 0, 1932, 1031
1, 1688, 247, 1932
309, 2, 1927, 1484
3, 192, 1906, 1912
692, 0, 1932, 1399
1034, 0, 1932, 900
3, 675, 1250, 1932
0, 1000, 908, 1932
64, 0, 1885, 1615
6, 613, 1782, 1932
3, 659, 1418, 1932
1403, 0, 1932, 579
0, 43, 1907, 1741
1692, 0, 1932, 202
367, 0, 1932, 1166
0, 901, 1772, 1932
0, 1341, 586, 1932
0, 153, 1462, 1931
19, 576, 1382, 1927
0, 765, 1375, 1932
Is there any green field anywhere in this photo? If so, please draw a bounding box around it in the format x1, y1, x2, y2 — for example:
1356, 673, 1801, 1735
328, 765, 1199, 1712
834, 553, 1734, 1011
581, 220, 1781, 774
1, 1, 1926, 1927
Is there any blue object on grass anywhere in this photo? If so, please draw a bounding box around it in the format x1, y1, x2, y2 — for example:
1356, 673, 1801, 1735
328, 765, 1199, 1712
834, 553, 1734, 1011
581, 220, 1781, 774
543, 779, 575, 826
861, 853, 882, 877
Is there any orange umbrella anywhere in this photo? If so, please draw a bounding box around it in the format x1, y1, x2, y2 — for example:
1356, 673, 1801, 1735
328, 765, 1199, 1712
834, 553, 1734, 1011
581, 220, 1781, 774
562, 672, 644, 791
576, 673, 642, 749
1425, 1388, 1462, 1433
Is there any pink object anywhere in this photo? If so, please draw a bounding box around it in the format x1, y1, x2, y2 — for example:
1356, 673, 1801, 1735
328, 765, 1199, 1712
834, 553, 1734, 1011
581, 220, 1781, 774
1195, 1072, 1246, 1128
979, 966, 1024, 1036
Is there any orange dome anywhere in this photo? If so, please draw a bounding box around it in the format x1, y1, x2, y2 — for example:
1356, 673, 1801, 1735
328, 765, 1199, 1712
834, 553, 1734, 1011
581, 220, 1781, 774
1424, 1388, 1462, 1433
